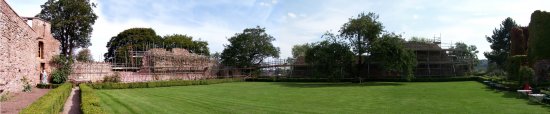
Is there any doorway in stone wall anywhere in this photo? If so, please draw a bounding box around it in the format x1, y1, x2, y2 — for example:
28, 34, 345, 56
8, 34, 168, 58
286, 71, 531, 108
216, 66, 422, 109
40, 63, 45, 82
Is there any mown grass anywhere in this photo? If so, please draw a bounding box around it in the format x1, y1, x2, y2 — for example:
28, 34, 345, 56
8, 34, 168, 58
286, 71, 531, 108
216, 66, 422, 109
97, 81, 550, 113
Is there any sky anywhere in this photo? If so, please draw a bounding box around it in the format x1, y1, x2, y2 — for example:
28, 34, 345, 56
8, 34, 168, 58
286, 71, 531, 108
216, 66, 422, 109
6, 0, 550, 61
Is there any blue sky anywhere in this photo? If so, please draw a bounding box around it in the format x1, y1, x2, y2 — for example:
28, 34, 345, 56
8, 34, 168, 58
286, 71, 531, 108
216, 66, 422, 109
7, 0, 550, 61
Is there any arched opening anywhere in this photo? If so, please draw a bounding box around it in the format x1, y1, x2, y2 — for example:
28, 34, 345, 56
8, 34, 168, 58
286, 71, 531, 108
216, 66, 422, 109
38, 41, 44, 59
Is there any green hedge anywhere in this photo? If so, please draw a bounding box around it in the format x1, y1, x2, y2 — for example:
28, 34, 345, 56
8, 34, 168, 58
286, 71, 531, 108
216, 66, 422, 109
80, 84, 105, 114
89, 78, 244, 89
20, 83, 73, 114
36, 84, 63, 89
528, 10, 550, 61
246, 77, 479, 82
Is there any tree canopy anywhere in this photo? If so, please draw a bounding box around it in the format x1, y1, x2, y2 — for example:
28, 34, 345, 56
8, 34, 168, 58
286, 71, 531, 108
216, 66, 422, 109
369, 33, 417, 80
305, 33, 354, 79
37, 0, 98, 56
221, 26, 280, 68
340, 12, 384, 64
76, 48, 94, 62
104, 28, 163, 62
484, 17, 518, 69
164, 34, 210, 56
291, 43, 313, 58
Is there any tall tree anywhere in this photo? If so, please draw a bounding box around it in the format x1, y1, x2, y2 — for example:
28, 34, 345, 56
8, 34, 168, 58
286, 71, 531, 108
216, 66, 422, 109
291, 43, 312, 58
164, 34, 210, 56
37, 0, 98, 56
221, 26, 280, 68
340, 12, 384, 65
76, 48, 93, 62
484, 17, 518, 69
305, 33, 354, 80
104, 28, 163, 62
452, 42, 479, 71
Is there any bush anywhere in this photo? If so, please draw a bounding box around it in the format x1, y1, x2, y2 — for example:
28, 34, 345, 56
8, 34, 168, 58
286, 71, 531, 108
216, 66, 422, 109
36, 84, 63, 89
89, 78, 243, 89
102, 73, 121, 83
80, 84, 105, 114
51, 55, 73, 84
20, 83, 72, 114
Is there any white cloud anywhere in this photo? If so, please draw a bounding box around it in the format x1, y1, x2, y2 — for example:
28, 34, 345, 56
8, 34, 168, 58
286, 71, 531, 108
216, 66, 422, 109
287, 12, 297, 18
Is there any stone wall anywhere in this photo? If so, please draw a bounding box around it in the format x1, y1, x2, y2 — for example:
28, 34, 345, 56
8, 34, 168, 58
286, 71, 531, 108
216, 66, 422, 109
70, 62, 114, 82
0, 0, 60, 93
69, 48, 216, 83
0, 0, 40, 93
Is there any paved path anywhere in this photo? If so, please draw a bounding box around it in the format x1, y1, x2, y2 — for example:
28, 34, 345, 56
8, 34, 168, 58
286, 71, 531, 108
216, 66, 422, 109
0, 88, 50, 114
62, 87, 81, 114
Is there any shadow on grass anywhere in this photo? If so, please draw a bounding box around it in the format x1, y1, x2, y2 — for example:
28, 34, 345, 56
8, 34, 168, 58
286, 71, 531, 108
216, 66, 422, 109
273, 82, 403, 88
483, 86, 550, 111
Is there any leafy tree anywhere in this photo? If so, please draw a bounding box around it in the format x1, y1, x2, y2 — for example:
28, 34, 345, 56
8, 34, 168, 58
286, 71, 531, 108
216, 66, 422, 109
451, 42, 479, 69
76, 48, 93, 62
340, 12, 384, 65
291, 43, 313, 58
221, 26, 280, 68
305, 33, 354, 80
37, 0, 98, 56
369, 33, 417, 80
484, 17, 518, 69
104, 28, 163, 62
164, 34, 210, 56
409, 37, 433, 44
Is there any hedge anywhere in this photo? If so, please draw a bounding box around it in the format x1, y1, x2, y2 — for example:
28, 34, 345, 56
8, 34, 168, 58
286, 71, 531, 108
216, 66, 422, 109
89, 78, 244, 89
20, 83, 73, 114
80, 84, 105, 114
36, 83, 63, 89
528, 10, 550, 61
246, 77, 479, 82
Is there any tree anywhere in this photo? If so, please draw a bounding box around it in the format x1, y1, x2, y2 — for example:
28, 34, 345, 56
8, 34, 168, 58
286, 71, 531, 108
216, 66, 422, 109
305, 34, 354, 80
451, 42, 479, 72
340, 12, 384, 65
164, 34, 210, 56
409, 36, 432, 44
291, 43, 313, 58
76, 48, 93, 62
369, 33, 417, 80
484, 17, 518, 69
104, 28, 163, 62
37, 0, 98, 56
221, 26, 280, 68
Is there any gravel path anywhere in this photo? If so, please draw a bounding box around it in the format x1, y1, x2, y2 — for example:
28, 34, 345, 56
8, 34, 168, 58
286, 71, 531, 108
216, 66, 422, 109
0, 88, 51, 114
61, 87, 81, 114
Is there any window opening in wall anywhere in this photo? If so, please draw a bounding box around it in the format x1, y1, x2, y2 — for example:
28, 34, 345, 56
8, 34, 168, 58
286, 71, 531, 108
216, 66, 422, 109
38, 41, 44, 59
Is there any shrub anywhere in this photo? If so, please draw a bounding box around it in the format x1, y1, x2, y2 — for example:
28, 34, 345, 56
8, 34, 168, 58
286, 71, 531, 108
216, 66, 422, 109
20, 83, 72, 114
518, 66, 535, 84
51, 55, 73, 84
102, 72, 121, 83
21, 77, 32, 92
36, 84, 63, 89
89, 78, 243, 89
80, 84, 105, 114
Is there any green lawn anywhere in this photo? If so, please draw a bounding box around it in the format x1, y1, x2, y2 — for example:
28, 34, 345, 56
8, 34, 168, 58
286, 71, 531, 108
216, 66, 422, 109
97, 81, 550, 113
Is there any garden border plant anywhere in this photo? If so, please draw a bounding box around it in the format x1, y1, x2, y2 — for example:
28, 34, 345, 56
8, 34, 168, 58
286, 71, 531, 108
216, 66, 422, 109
20, 83, 73, 114
80, 84, 105, 114
89, 78, 244, 89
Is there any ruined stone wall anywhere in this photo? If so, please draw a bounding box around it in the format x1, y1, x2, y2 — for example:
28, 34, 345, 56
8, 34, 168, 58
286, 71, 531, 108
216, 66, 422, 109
70, 62, 114, 82
0, 0, 40, 93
